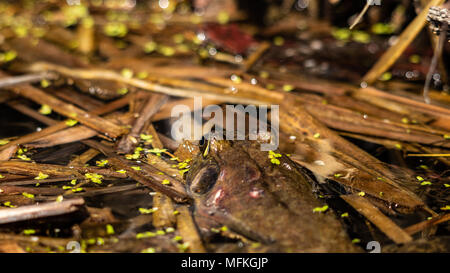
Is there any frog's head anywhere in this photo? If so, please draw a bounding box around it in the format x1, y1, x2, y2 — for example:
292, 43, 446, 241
186, 138, 274, 243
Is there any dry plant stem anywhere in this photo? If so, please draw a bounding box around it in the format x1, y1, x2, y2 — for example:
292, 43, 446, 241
117, 94, 168, 154
107, 156, 190, 203
28, 62, 277, 105
301, 98, 450, 147
0, 161, 126, 179
145, 124, 164, 149
281, 96, 424, 211
28, 113, 133, 148
106, 57, 238, 79
0, 198, 85, 225
1, 177, 75, 186
146, 153, 183, 180
68, 148, 100, 166
349, 1, 371, 30
175, 206, 206, 253
0, 233, 74, 249
152, 98, 224, 121
338, 132, 420, 152
77, 22, 95, 54
406, 153, 450, 157
1, 75, 127, 138
0, 185, 64, 196
0, 241, 25, 253
0, 145, 18, 161
341, 194, 413, 244
0, 95, 131, 151
404, 213, 450, 235
355, 86, 450, 118
362, 0, 445, 84
82, 140, 190, 202
152, 192, 176, 228
51, 88, 105, 111
242, 41, 271, 72
0, 72, 57, 88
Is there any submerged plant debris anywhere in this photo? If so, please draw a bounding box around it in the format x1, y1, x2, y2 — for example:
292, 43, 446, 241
0, 0, 449, 254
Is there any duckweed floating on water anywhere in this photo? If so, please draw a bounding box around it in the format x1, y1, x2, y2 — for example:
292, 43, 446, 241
39, 104, 52, 115
85, 173, 103, 184
141, 247, 155, 253
268, 150, 282, 165
23, 229, 36, 235
282, 84, 294, 92
0, 50, 17, 62
17, 154, 31, 161
217, 11, 230, 25
96, 159, 108, 167
312, 205, 328, 213
273, 36, 285, 46
65, 119, 78, 127
117, 87, 128, 95
0, 139, 9, 145
22, 192, 35, 199
139, 207, 158, 214
120, 68, 133, 79
162, 179, 170, 185
379, 72, 392, 81
40, 79, 50, 88
351, 31, 370, 44
136, 231, 156, 239
3, 201, 16, 208
34, 172, 49, 180
332, 28, 351, 41
104, 22, 128, 37
106, 224, 115, 235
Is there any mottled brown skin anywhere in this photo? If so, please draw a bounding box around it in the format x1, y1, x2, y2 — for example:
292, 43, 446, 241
187, 140, 360, 252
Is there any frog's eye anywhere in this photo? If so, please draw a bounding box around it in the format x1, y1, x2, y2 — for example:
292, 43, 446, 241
189, 164, 219, 195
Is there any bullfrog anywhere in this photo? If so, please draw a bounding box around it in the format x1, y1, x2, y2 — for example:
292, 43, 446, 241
186, 139, 360, 252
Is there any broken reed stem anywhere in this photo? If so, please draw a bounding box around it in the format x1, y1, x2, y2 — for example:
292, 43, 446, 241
404, 213, 450, 235
242, 41, 271, 72
0, 95, 131, 151
1, 73, 127, 138
117, 94, 169, 154
175, 206, 206, 253
349, 1, 371, 30
341, 194, 413, 244
82, 139, 190, 203
0, 198, 85, 225
0, 72, 57, 88
362, 0, 445, 84
406, 153, 450, 157
28, 62, 272, 105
